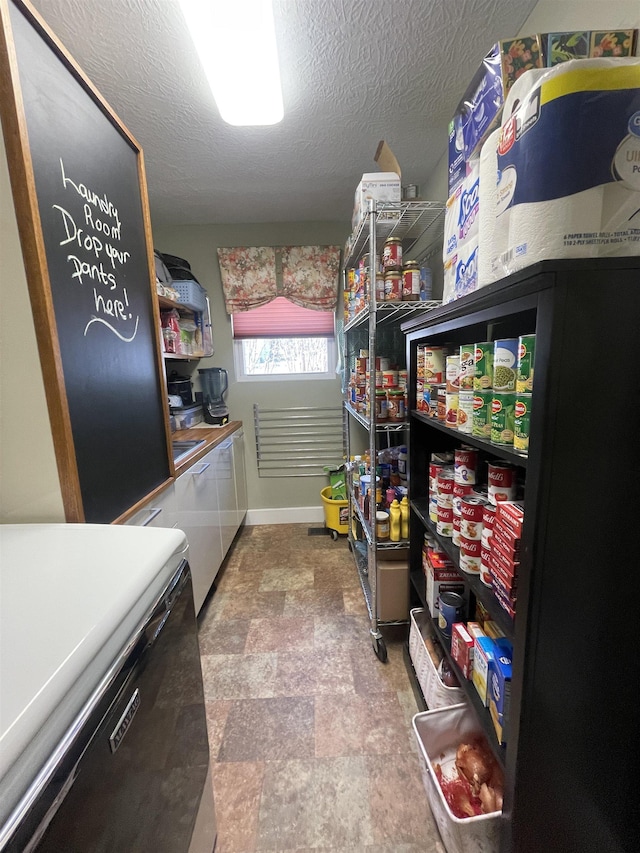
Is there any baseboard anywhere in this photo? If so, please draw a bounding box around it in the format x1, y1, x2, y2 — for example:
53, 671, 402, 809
245, 506, 324, 526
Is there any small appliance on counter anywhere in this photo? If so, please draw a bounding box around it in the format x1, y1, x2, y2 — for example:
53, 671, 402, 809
167, 371, 193, 406
199, 367, 229, 425
171, 402, 204, 431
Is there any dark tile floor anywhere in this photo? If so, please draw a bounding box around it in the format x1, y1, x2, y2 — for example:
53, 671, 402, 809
197, 523, 444, 853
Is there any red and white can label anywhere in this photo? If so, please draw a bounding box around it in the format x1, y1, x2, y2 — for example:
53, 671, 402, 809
482, 503, 497, 530
436, 471, 454, 495
460, 495, 487, 522
480, 546, 492, 586
459, 536, 481, 573
454, 447, 478, 484
487, 461, 517, 505
460, 518, 484, 541
452, 514, 462, 546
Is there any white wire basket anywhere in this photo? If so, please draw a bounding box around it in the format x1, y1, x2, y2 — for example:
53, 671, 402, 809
409, 608, 465, 708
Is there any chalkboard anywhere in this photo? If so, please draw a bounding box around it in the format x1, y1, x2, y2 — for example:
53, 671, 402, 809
0, 0, 171, 522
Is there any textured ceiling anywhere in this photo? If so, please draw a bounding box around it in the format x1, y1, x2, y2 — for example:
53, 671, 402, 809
28, 0, 539, 226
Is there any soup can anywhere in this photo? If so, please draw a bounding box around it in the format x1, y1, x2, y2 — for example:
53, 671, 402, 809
487, 461, 517, 505
482, 502, 497, 530
454, 447, 478, 484
458, 390, 474, 434
424, 347, 447, 384
459, 536, 482, 574
446, 355, 461, 393
445, 393, 459, 427
437, 386, 447, 421
480, 545, 492, 587
438, 591, 466, 638
436, 504, 454, 537
452, 513, 462, 546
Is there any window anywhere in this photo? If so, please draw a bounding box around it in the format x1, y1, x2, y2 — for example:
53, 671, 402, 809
232, 296, 336, 381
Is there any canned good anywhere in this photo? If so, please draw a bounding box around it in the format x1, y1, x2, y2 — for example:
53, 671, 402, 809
382, 237, 402, 269
482, 502, 497, 530
402, 262, 421, 301
493, 339, 518, 391
459, 536, 482, 574
452, 514, 462, 546
437, 387, 447, 421
445, 393, 459, 427
387, 388, 405, 421
460, 517, 484, 541
438, 591, 466, 637
472, 390, 493, 438
378, 357, 390, 371
375, 389, 388, 421
487, 461, 517, 505
446, 355, 461, 393
458, 390, 474, 434
429, 496, 438, 523
460, 494, 487, 522
481, 527, 493, 549
454, 447, 478, 485
452, 482, 473, 516
514, 393, 532, 455
424, 347, 446, 384
382, 370, 399, 387
436, 503, 454, 537
416, 345, 425, 379
436, 470, 454, 504
491, 393, 516, 446
474, 342, 494, 390
398, 369, 408, 389
517, 334, 536, 393
480, 546, 492, 586
429, 460, 450, 495
459, 344, 475, 391
384, 271, 402, 301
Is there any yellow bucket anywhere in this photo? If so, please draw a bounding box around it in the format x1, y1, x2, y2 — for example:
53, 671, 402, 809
320, 486, 349, 539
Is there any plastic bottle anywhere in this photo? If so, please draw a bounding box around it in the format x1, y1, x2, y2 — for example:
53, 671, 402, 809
389, 499, 401, 542
400, 496, 410, 540
398, 446, 408, 482
385, 487, 396, 508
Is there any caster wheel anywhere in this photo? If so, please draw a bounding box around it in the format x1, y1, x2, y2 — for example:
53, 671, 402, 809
372, 635, 387, 663
331, 530, 338, 541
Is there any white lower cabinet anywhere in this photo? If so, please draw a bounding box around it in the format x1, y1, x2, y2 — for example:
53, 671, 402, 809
213, 438, 237, 559
232, 429, 248, 529
124, 482, 177, 529
175, 450, 224, 615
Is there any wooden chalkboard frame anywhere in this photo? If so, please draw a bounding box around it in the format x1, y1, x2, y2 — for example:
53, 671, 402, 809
0, 0, 174, 522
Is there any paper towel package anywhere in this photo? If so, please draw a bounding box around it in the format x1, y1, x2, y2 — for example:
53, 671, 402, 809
478, 129, 501, 287
494, 58, 640, 278
448, 115, 466, 194
443, 236, 480, 304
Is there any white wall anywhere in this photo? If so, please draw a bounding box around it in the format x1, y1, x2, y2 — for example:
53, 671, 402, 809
422, 0, 640, 202
153, 220, 348, 514
0, 134, 65, 522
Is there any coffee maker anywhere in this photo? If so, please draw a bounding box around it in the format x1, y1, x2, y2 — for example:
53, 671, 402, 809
198, 367, 229, 425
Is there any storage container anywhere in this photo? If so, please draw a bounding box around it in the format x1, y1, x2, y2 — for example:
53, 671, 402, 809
170, 402, 204, 431
172, 279, 207, 313
409, 608, 465, 708
412, 704, 502, 853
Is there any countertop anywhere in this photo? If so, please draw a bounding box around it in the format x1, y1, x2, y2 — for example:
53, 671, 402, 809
172, 420, 243, 476
0, 524, 188, 833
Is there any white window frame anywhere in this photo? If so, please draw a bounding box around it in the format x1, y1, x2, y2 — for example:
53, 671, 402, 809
233, 336, 337, 382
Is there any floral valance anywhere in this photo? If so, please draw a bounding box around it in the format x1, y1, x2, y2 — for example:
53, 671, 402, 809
217, 245, 341, 314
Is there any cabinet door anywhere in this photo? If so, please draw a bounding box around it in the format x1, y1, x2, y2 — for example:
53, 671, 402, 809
124, 483, 177, 529
174, 451, 223, 614
212, 439, 237, 557
232, 429, 248, 528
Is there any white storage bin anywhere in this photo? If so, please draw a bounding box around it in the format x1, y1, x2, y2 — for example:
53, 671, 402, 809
409, 608, 465, 708
412, 704, 502, 853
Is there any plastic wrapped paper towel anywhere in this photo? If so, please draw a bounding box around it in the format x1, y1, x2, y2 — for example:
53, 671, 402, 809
494, 57, 640, 278
443, 236, 479, 304
478, 129, 500, 287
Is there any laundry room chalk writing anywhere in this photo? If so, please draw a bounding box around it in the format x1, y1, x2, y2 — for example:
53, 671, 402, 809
54, 158, 139, 341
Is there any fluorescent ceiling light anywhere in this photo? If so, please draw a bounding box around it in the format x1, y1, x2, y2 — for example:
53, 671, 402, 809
179, 0, 284, 126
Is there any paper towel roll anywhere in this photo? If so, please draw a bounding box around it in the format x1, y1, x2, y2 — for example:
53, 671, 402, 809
496, 185, 604, 277
443, 184, 462, 264
453, 237, 480, 300
478, 129, 500, 287
443, 159, 481, 265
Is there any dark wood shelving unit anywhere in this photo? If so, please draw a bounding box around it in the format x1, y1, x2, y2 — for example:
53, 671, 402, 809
401, 258, 640, 853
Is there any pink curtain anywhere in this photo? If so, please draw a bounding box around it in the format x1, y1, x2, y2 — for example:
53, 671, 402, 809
217, 245, 340, 314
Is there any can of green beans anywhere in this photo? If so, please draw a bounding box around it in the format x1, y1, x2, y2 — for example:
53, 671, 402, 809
472, 390, 493, 438
491, 392, 516, 446
474, 342, 494, 391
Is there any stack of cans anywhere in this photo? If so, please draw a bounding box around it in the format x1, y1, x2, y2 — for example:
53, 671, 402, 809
452, 447, 477, 546
514, 334, 535, 455
428, 452, 454, 524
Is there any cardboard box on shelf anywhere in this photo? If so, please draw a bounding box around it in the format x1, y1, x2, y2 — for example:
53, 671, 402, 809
351, 140, 402, 231
472, 635, 497, 706
489, 639, 513, 745
425, 560, 467, 618
377, 557, 409, 622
